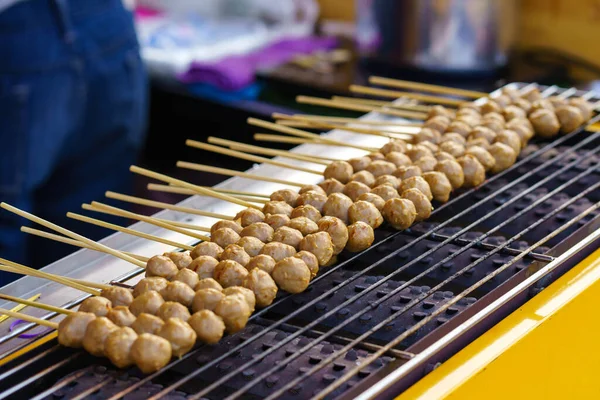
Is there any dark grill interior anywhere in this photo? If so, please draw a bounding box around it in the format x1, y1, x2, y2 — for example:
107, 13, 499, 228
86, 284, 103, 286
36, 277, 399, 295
0, 85, 599, 400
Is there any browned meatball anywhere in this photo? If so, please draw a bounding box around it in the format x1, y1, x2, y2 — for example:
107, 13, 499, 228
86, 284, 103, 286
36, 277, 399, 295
158, 318, 196, 357
261, 242, 298, 262
317, 216, 349, 255
501, 86, 521, 102
294, 251, 319, 279
210, 220, 243, 236
105, 327, 137, 368
371, 184, 400, 202
428, 105, 455, 119
79, 296, 111, 317
385, 151, 412, 168
324, 160, 354, 183
440, 132, 467, 146
195, 278, 223, 291
555, 105, 584, 133
264, 214, 290, 230
189, 256, 219, 279
401, 188, 432, 221
351, 170, 376, 187
488, 142, 517, 173
348, 156, 372, 172
446, 120, 471, 138
243, 268, 278, 307
161, 281, 195, 307
469, 126, 497, 144
466, 137, 491, 149
236, 236, 265, 257
414, 156, 437, 173
107, 306, 136, 327
272, 226, 304, 249
220, 244, 251, 267
419, 141, 439, 154
399, 176, 433, 201
466, 146, 496, 171
505, 121, 534, 147
481, 118, 504, 134
131, 313, 164, 335
370, 152, 386, 160
495, 130, 522, 154
297, 191, 328, 213
393, 165, 422, 180
131, 333, 172, 374
529, 108, 560, 138
214, 260, 248, 288
456, 114, 481, 128
382, 198, 417, 230
379, 139, 408, 155
299, 232, 334, 266
146, 255, 178, 280
190, 242, 223, 260
298, 184, 326, 195
322, 192, 353, 223
521, 86, 542, 102
164, 251, 193, 270
133, 277, 169, 298
348, 201, 383, 229
357, 192, 386, 211
173, 268, 200, 289
318, 178, 345, 195
458, 155, 486, 188
346, 221, 375, 252
343, 181, 371, 202
129, 290, 165, 317
214, 293, 251, 333
481, 100, 502, 115
504, 105, 527, 121
434, 159, 465, 189
495, 94, 513, 108
422, 172, 453, 203
374, 175, 400, 189
438, 141, 466, 158
435, 151, 457, 162
211, 227, 241, 249
157, 301, 191, 322
270, 189, 299, 207
459, 101, 481, 113
366, 160, 397, 177
58, 311, 96, 348
246, 254, 276, 275
272, 257, 311, 293
529, 99, 554, 114
83, 317, 118, 357
406, 145, 434, 162
192, 288, 225, 313
222, 286, 256, 313
188, 310, 225, 344
291, 204, 322, 222
234, 208, 266, 227
514, 97, 532, 113
568, 97, 594, 121
423, 115, 451, 133
414, 128, 442, 144
101, 287, 133, 308
287, 216, 319, 236
262, 201, 293, 217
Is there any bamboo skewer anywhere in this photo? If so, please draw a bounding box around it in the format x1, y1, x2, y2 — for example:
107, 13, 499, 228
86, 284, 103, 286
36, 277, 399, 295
331, 96, 432, 113
0, 293, 41, 324
21, 227, 150, 262
368, 76, 489, 98
0, 294, 74, 315
186, 140, 325, 175
192, 186, 270, 198
349, 85, 464, 106
70, 209, 195, 251
277, 118, 414, 139
0, 263, 111, 291
0, 307, 58, 329
253, 134, 316, 146
129, 166, 262, 210
0, 203, 146, 269
176, 162, 305, 188
146, 184, 268, 204
272, 113, 423, 127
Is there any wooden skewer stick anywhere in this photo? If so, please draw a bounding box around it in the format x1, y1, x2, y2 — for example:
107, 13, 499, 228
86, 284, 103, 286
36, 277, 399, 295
129, 166, 262, 210
368, 76, 489, 98
0, 203, 146, 269
272, 113, 423, 127
253, 133, 396, 151
71, 208, 195, 251
0, 293, 41, 324
186, 140, 325, 175
0, 259, 101, 295
0, 293, 73, 315
247, 118, 379, 152
0, 307, 58, 329
145, 184, 268, 204
331, 96, 432, 113
207, 137, 331, 166
186, 186, 270, 198
176, 162, 305, 188
296, 95, 429, 120
0, 263, 110, 291
276, 118, 415, 140
104, 191, 233, 221
21, 227, 150, 262
349, 85, 464, 106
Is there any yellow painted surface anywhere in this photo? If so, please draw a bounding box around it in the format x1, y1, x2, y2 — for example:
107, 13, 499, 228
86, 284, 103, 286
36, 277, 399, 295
398, 247, 600, 400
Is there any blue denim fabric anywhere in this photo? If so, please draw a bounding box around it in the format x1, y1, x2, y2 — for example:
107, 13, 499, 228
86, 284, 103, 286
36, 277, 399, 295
0, 0, 147, 282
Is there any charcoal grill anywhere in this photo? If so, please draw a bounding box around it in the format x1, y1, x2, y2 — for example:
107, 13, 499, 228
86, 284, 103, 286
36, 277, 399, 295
0, 83, 598, 399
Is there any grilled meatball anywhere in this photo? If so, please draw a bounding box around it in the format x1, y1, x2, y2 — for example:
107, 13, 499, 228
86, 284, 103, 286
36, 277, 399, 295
481, 118, 504, 134
393, 165, 422, 180
419, 141, 439, 154
506, 119, 534, 146
385, 151, 412, 168
369, 152, 384, 161
406, 145, 433, 162
423, 115, 451, 133
291, 204, 322, 222
504, 105, 527, 121
555, 105, 584, 133
262, 201, 293, 217
366, 160, 397, 177
495, 130, 522, 154
458, 101, 481, 113
357, 192, 385, 211
466, 137, 491, 149
496, 94, 513, 108
272, 257, 311, 293
343, 181, 371, 202
270, 189, 299, 207
161, 281, 195, 307
214, 260, 248, 288
294, 251, 319, 279
466, 146, 496, 171
348, 201, 383, 229
129, 291, 165, 317
234, 208, 265, 227
107, 306, 136, 327
260, 242, 297, 262
236, 236, 265, 257
101, 286, 133, 308
190, 242, 223, 260
422, 172, 453, 203
501, 86, 521, 102
346, 222, 375, 252
287, 216, 319, 236
529, 99, 554, 114
214, 293, 251, 333
414, 128, 442, 144
441, 132, 467, 146
188, 310, 225, 344
58, 311, 96, 348
220, 244, 251, 267
529, 108, 560, 138
348, 156, 372, 172
434, 160, 465, 189
428, 105, 455, 119
382, 198, 417, 230
195, 278, 223, 291
568, 97, 594, 121
164, 251, 193, 270
458, 155, 486, 187
446, 120, 471, 138
297, 191, 328, 213
192, 288, 225, 313
484, 113, 505, 124
131, 313, 164, 335
317, 216, 349, 255
264, 214, 290, 230
210, 220, 243, 236
272, 226, 304, 249
481, 100, 502, 115
514, 97, 532, 112
247, 254, 276, 275
456, 114, 481, 128
351, 170, 376, 187
435, 151, 457, 163
79, 296, 111, 317
222, 287, 256, 313
211, 227, 241, 249
414, 156, 437, 173
469, 126, 497, 144
158, 318, 196, 358
299, 232, 334, 266
105, 327, 137, 368
399, 176, 433, 201
401, 188, 432, 222
83, 317, 118, 357
380, 139, 409, 155
374, 175, 400, 189
370, 184, 400, 201
189, 256, 219, 279
438, 141, 465, 158
131, 333, 172, 374
324, 160, 353, 183
318, 178, 345, 195
488, 142, 517, 173
146, 255, 178, 281
521, 87, 542, 102
299, 184, 326, 195
243, 268, 278, 307
322, 193, 353, 223
133, 277, 169, 298
158, 301, 191, 322
173, 268, 200, 289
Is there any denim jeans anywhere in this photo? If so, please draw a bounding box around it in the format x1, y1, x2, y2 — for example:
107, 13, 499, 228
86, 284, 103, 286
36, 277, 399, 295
0, 0, 148, 282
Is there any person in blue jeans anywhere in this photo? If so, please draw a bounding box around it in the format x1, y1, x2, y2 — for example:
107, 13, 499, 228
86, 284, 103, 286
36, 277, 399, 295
0, 0, 148, 284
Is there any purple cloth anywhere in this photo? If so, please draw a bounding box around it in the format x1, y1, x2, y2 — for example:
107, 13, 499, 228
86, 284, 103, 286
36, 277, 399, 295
178, 36, 338, 91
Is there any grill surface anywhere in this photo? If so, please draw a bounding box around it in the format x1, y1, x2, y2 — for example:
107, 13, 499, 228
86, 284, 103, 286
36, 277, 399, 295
0, 84, 599, 400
